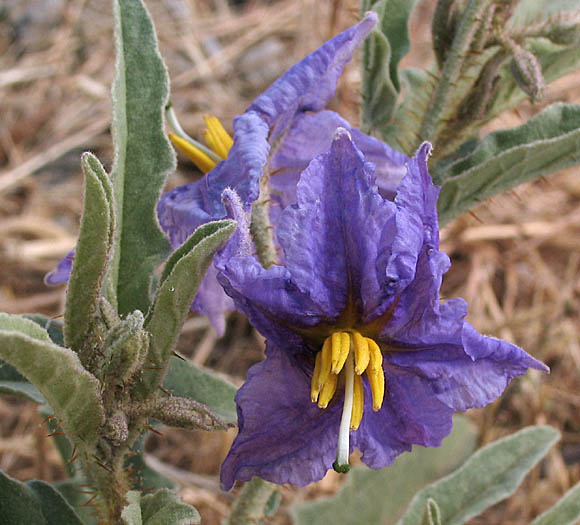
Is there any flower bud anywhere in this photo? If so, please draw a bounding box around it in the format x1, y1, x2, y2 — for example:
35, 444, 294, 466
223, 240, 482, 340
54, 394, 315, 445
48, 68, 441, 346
103, 310, 149, 386
510, 46, 545, 102
135, 396, 233, 431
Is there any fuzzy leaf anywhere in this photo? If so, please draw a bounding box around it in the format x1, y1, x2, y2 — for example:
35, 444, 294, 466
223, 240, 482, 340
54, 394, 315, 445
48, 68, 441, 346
0, 312, 52, 342
397, 426, 560, 525
136, 220, 236, 397
530, 479, 580, 525
0, 314, 50, 403
163, 356, 237, 425
422, 499, 442, 525
109, 0, 175, 316
0, 470, 83, 525
380, 67, 435, 155
360, 0, 418, 133
291, 416, 477, 525
54, 480, 99, 525
0, 326, 105, 447
0, 360, 44, 403
24, 314, 65, 346
122, 491, 143, 525
434, 103, 580, 225
511, 0, 580, 25
65, 152, 114, 351
140, 489, 200, 525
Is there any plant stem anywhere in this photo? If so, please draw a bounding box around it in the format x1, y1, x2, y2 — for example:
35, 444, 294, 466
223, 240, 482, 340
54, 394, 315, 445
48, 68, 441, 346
415, 0, 490, 150
227, 477, 277, 525
250, 171, 278, 269
90, 448, 130, 524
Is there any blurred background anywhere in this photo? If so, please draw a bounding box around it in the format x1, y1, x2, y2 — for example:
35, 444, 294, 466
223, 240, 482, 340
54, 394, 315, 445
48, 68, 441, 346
1, 0, 579, 522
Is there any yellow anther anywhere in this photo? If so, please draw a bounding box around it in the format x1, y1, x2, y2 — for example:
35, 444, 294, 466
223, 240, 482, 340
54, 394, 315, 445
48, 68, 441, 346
367, 338, 382, 372
352, 331, 370, 375
367, 364, 385, 411
318, 337, 332, 389
203, 115, 233, 159
350, 373, 364, 430
169, 132, 217, 173
310, 352, 322, 402
331, 332, 351, 374
318, 373, 338, 409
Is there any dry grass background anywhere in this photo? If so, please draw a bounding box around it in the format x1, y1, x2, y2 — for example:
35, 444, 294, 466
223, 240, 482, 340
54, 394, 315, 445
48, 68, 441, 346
1, 0, 579, 523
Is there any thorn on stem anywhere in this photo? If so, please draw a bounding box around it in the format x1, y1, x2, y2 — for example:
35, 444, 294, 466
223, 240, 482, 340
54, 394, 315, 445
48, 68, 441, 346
469, 210, 484, 223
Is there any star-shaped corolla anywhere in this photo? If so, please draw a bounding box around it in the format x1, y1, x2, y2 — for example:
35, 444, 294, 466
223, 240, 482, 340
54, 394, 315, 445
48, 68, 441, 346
156, 12, 410, 334
217, 129, 547, 489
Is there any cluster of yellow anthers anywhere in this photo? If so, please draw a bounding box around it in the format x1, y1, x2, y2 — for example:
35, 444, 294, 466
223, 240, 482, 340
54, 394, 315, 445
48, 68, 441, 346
311, 331, 385, 431
169, 115, 233, 173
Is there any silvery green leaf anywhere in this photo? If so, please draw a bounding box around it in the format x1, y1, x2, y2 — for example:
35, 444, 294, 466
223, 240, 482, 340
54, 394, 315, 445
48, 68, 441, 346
54, 480, 99, 525
0, 312, 52, 342
510, 0, 580, 25
0, 314, 51, 403
136, 220, 236, 398
360, 0, 418, 134
422, 499, 442, 525
122, 491, 143, 525
291, 416, 477, 525
530, 479, 580, 525
397, 426, 560, 525
0, 360, 44, 403
23, 314, 64, 346
434, 103, 580, 225
163, 356, 237, 425
380, 67, 435, 155
0, 470, 83, 525
140, 489, 200, 525
65, 152, 114, 352
0, 325, 105, 448
109, 0, 175, 316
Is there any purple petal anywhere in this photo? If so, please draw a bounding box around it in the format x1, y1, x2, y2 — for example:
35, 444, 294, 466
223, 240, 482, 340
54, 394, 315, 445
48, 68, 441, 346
220, 343, 342, 490
354, 363, 454, 469
218, 256, 326, 353
396, 142, 439, 247
157, 112, 269, 248
384, 249, 464, 346
276, 129, 398, 320
269, 110, 408, 210
248, 13, 377, 142
376, 144, 444, 330
44, 248, 75, 285
156, 113, 268, 334
386, 322, 548, 412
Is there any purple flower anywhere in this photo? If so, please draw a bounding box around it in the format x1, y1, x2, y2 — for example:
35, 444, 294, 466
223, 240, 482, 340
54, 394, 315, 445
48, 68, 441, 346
217, 129, 547, 489
45, 248, 75, 285
156, 12, 410, 334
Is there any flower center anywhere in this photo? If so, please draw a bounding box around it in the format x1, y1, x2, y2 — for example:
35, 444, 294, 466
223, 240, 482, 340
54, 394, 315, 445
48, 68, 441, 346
310, 330, 385, 471
168, 114, 233, 173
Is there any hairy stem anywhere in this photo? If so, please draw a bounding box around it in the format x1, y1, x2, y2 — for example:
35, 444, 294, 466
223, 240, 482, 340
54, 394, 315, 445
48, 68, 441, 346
250, 171, 278, 269
227, 477, 277, 525
89, 448, 130, 524
416, 0, 490, 150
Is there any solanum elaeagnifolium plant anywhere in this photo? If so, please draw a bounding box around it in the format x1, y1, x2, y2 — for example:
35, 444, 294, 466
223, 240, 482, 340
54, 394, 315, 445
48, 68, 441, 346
2, 0, 580, 524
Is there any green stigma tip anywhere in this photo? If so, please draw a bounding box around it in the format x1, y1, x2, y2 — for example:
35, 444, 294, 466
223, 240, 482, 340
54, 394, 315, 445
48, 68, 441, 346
332, 461, 350, 474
